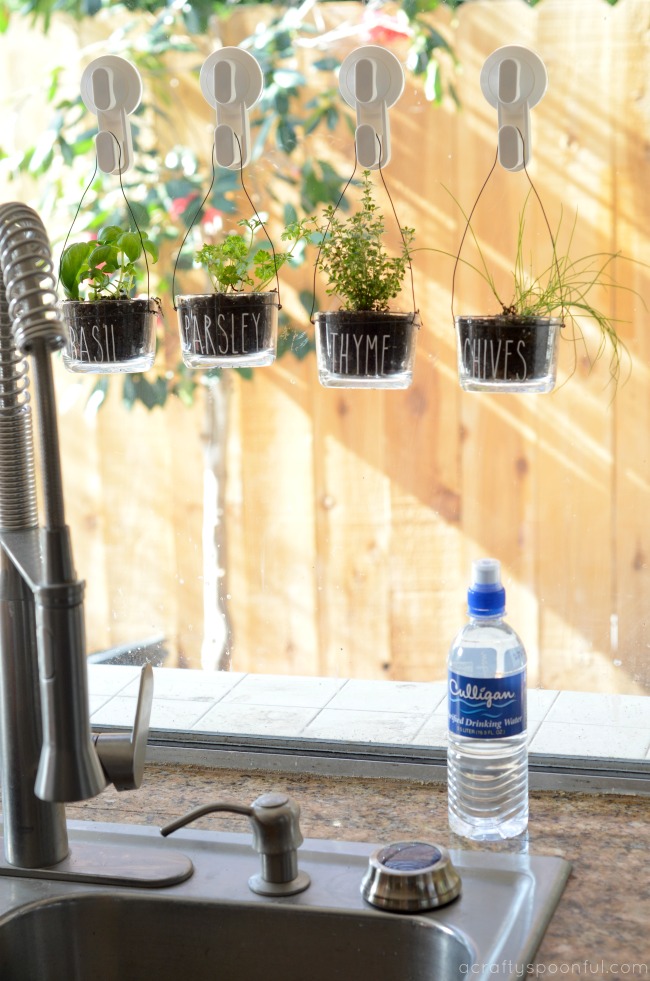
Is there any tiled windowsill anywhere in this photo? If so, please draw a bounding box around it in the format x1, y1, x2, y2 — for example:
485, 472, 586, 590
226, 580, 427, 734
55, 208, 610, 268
88, 666, 650, 763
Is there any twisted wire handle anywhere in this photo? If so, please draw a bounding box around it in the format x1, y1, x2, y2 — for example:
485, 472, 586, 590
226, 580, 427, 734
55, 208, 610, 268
172, 134, 281, 310
451, 130, 561, 325
58, 136, 153, 305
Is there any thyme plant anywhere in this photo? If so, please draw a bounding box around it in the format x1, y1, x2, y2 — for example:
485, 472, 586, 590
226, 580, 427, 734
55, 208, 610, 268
316, 170, 415, 313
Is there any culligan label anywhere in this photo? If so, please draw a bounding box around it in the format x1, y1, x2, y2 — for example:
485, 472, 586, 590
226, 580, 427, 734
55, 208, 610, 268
448, 670, 526, 739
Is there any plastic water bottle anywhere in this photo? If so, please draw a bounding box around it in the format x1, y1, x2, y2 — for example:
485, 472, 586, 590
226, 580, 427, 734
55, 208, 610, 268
447, 558, 528, 840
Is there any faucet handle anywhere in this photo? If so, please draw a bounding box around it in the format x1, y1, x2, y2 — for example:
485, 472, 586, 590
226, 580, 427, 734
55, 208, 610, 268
93, 663, 154, 791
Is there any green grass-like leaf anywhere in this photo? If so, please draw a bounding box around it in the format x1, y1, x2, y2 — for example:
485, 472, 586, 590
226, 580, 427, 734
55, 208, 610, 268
424, 189, 645, 390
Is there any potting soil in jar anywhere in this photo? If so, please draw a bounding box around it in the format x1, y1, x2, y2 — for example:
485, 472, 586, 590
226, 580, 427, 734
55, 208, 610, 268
63, 298, 157, 373
315, 311, 418, 389
456, 316, 561, 392
176, 292, 278, 368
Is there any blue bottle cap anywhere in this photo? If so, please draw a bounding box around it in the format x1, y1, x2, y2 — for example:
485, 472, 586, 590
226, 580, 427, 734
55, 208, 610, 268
467, 558, 506, 617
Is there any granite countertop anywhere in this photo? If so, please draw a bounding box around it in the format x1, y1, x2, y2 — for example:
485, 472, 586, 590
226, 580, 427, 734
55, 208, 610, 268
66, 765, 649, 972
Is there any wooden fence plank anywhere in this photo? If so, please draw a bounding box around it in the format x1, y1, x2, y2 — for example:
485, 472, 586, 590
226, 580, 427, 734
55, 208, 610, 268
312, 385, 392, 679
611, 0, 650, 693
228, 355, 320, 676
533, 0, 618, 691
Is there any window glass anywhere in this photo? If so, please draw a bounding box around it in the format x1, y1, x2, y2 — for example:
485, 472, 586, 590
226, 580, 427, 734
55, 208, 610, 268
1, 1, 647, 758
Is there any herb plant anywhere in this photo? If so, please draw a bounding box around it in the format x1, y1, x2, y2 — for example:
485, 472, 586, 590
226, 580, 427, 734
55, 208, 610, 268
195, 217, 314, 294
316, 170, 415, 313
447, 191, 639, 385
60, 225, 158, 302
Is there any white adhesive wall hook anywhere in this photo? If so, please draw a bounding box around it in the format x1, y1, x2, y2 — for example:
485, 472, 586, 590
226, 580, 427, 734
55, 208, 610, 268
200, 47, 264, 170
80, 56, 143, 175
339, 45, 405, 170
480, 45, 548, 172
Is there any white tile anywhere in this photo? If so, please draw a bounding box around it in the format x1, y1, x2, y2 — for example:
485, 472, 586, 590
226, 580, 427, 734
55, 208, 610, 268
86, 668, 649, 762
527, 689, 559, 721
91, 695, 215, 730
526, 718, 543, 742
545, 691, 650, 729
194, 703, 317, 737
327, 679, 446, 715
301, 709, 428, 744
529, 721, 650, 759
433, 697, 448, 717
88, 693, 112, 714
91, 696, 139, 727
120, 667, 246, 701
149, 698, 219, 730
219, 674, 345, 709
411, 715, 448, 747
87, 664, 141, 696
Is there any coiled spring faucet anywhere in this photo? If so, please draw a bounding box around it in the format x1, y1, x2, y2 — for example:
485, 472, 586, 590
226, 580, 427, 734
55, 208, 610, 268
0, 203, 153, 873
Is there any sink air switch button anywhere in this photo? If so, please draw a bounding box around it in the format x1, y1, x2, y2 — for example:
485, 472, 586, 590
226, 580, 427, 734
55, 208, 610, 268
361, 841, 461, 912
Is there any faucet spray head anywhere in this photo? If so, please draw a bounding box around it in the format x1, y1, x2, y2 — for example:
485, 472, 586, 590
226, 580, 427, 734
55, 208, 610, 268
33, 580, 106, 803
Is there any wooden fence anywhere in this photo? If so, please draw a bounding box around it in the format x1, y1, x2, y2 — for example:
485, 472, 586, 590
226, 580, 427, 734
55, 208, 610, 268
3, 0, 650, 694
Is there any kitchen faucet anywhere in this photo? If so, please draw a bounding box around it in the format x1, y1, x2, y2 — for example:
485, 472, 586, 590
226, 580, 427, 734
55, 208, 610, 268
0, 202, 159, 878
0, 203, 305, 895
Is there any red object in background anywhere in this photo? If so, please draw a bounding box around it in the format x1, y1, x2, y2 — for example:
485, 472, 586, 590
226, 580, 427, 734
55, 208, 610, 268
363, 12, 412, 45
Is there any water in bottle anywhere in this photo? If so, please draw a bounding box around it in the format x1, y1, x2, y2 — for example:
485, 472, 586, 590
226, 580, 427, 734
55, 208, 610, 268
447, 558, 528, 840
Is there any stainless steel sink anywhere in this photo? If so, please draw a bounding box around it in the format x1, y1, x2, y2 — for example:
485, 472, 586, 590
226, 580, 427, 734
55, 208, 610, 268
0, 821, 570, 981
0, 892, 473, 980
